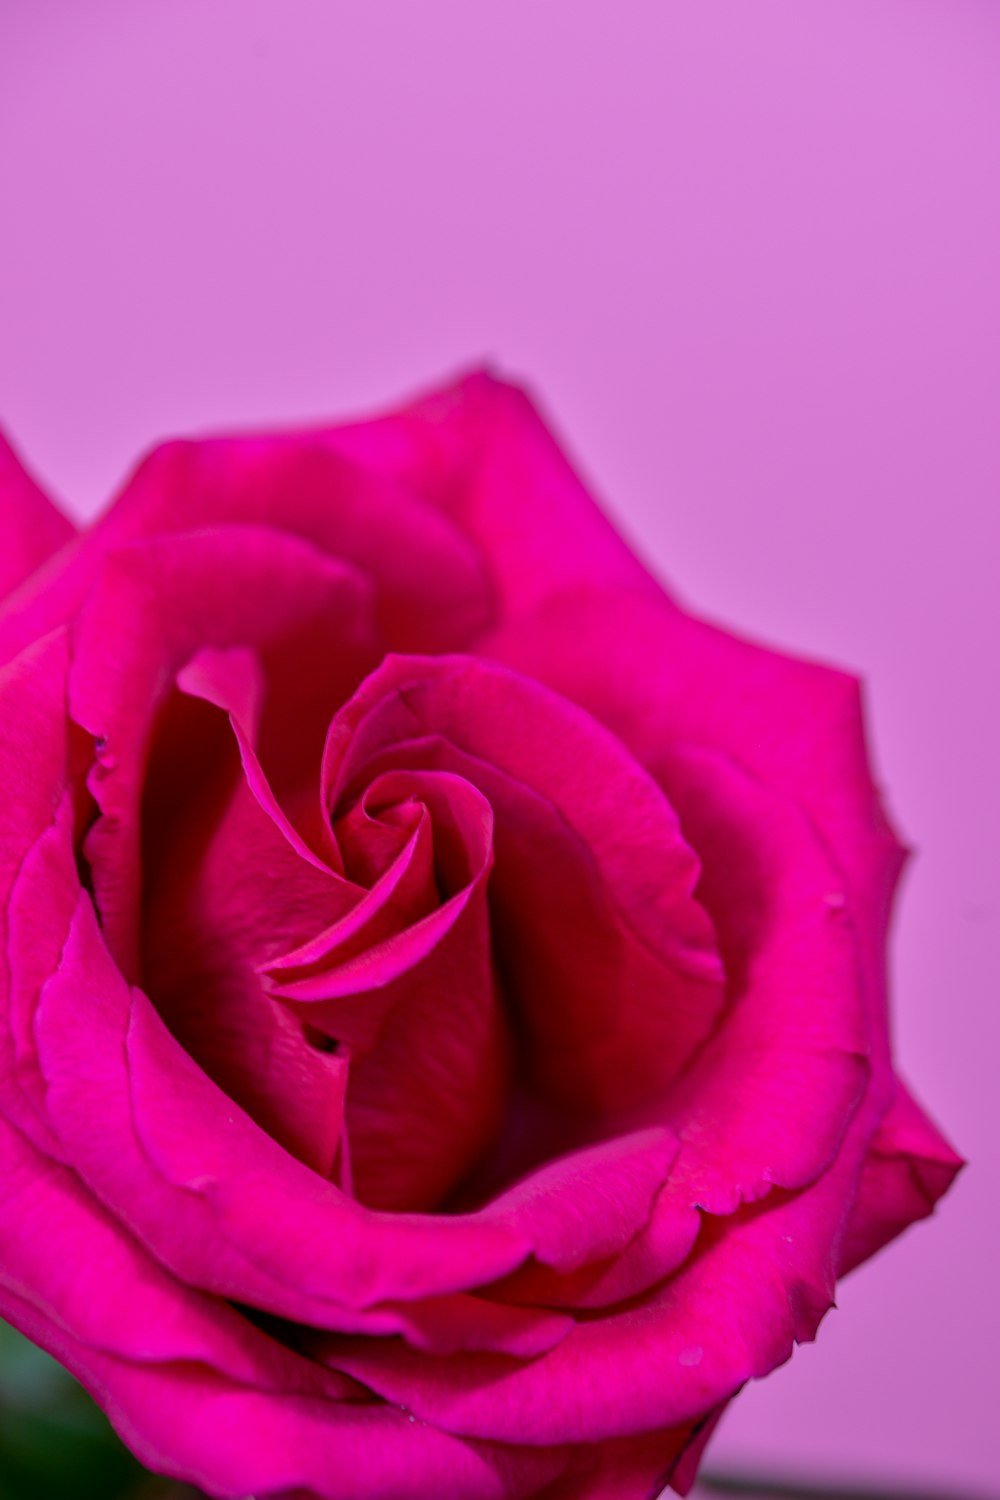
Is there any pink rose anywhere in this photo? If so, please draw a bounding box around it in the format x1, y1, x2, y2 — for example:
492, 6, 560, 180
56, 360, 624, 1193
0, 372, 960, 1499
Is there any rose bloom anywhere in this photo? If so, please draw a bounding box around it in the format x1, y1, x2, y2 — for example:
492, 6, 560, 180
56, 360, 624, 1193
0, 373, 959, 1499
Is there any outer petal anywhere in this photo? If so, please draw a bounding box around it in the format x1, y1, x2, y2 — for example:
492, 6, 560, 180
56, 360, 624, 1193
480, 587, 905, 927
0, 404, 494, 668
477, 587, 959, 1489
7, 1046, 542, 1500
838, 1078, 963, 1274
0, 1286, 566, 1500
0, 371, 652, 662
301, 1293, 573, 1361
322, 746, 882, 1451
329, 1099, 877, 1449
665, 1404, 729, 1498
33, 891, 530, 1321
656, 745, 869, 1211
70, 524, 378, 977
31, 889, 673, 1329
475, 1127, 681, 1275
482, 592, 956, 1194
324, 370, 660, 619
490, 743, 872, 1315
0, 431, 73, 603
533, 1429, 700, 1500
0, 629, 79, 1156
0, 1114, 338, 1398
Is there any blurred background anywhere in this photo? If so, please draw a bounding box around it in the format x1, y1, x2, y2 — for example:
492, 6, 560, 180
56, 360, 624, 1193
1, 2, 997, 1497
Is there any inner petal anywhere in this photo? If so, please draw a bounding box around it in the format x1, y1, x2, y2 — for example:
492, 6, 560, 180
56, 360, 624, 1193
70, 523, 380, 980
266, 768, 508, 1213
140, 649, 360, 1179
319, 654, 725, 1119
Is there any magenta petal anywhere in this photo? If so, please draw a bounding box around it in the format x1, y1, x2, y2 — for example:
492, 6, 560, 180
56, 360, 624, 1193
70, 523, 379, 976
331, 1108, 874, 1448
3, 792, 80, 1151
0, 1113, 337, 1396
658, 744, 870, 1211
305, 1292, 573, 1359
0, 631, 73, 897
146, 655, 358, 1176
112, 424, 494, 647
532, 1429, 699, 1500
0, 1288, 565, 1500
321, 653, 725, 1112
175, 642, 265, 736
487, 1180, 702, 1315
666, 1403, 730, 1497
0, 431, 73, 602
0, 413, 493, 667
485, 582, 905, 912
482, 587, 906, 918
326, 370, 660, 619
33, 892, 533, 1320
477, 1127, 680, 1274
267, 801, 440, 1009
839, 1079, 964, 1273
333, 864, 507, 1212
267, 763, 504, 1211
492, 735, 871, 1325
0, 630, 78, 1154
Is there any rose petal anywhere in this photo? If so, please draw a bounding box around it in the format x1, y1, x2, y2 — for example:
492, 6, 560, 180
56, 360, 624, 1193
326, 369, 660, 619
0, 1287, 565, 1500
666, 1403, 730, 1497
3, 792, 80, 1151
839, 1078, 964, 1274
0, 1113, 336, 1397
482, 585, 905, 914
319, 653, 724, 1114
303, 1292, 573, 1361
0, 630, 78, 1155
34, 889, 681, 1325
491, 742, 873, 1315
483, 1178, 702, 1315
144, 649, 359, 1176
33, 890, 534, 1319
326, 857, 508, 1213
532, 1428, 699, 1500
0, 431, 73, 602
70, 524, 379, 977
265, 763, 505, 1211
329, 1103, 875, 1447
657, 744, 870, 1210
476, 1127, 680, 1274
265, 794, 438, 1004
0, 408, 493, 668
104, 423, 494, 648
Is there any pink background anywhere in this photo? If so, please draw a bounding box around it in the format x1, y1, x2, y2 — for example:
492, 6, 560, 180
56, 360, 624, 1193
2, 2, 997, 1494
